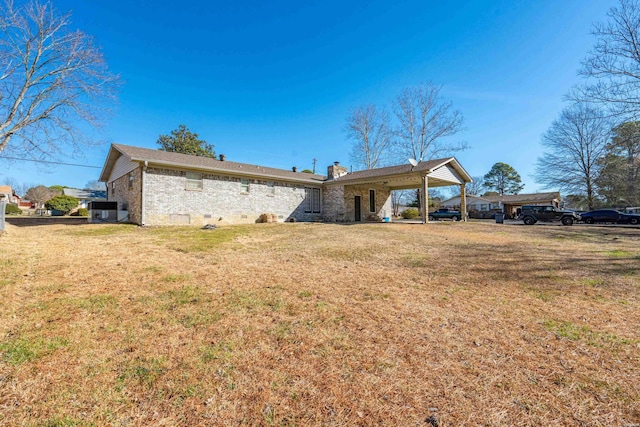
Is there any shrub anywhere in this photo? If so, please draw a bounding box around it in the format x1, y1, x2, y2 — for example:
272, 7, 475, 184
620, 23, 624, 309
44, 195, 78, 215
5, 203, 22, 215
401, 208, 420, 219
71, 208, 88, 217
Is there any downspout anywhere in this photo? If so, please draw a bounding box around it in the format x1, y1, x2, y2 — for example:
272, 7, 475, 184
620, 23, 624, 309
141, 161, 148, 226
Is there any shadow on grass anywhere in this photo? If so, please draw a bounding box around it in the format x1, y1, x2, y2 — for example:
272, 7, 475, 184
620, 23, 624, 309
6, 216, 96, 227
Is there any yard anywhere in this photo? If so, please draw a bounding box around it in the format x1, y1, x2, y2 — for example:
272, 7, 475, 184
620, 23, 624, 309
0, 221, 639, 426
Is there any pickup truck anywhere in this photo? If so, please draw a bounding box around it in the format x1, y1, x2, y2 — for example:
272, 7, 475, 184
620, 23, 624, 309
428, 208, 462, 221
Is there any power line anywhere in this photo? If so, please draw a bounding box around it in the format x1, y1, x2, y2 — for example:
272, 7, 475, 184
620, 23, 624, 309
0, 156, 102, 169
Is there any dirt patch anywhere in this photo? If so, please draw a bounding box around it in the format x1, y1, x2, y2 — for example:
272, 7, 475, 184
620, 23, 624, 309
0, 222, 639, 426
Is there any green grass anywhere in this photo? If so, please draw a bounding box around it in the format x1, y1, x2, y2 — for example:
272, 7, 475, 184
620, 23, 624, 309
1, 336, 69, 365
605, 250, 636, 258
543, 320, 636, 347
34, 417, 96, 427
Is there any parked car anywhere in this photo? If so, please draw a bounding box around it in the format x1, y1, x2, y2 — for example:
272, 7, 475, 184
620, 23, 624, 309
428, 208, 462, 221
519, 205, 580, 226
579, 209, 640, 225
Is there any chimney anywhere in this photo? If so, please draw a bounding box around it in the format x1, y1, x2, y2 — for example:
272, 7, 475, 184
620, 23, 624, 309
292, 166, 298, 172
219, 154, 226, 161
327, 161, 348, 180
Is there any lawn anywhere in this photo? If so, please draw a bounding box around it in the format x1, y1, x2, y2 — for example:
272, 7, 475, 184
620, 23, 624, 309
0, 221, 639, 426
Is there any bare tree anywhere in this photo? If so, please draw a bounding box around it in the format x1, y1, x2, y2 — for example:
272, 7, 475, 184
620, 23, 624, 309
574, 0, 640, 117
0, 0, 120, 160
24, 184, 56, 208
345, 104, 391, 170
390, 190, 407, 217
536, 103, 611, 210
0, 176, 30, 196
465, 176, 485, 196
393, 82, 466, 162
85, 179, 105, 191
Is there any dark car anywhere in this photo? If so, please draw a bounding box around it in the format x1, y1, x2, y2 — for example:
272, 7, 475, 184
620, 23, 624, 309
580, 209, 640, 225
520, 205, 580, 225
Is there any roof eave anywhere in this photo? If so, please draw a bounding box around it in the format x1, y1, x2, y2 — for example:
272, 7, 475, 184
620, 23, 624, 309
136, 158, 325, 185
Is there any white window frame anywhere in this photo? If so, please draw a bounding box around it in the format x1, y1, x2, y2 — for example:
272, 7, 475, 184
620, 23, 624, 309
241, 179, 250, 193
267, 181, 275, 195
186, 172, 203, 190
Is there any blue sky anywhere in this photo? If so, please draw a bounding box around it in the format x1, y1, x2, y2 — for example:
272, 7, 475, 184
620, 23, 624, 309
0, 0, 615, 195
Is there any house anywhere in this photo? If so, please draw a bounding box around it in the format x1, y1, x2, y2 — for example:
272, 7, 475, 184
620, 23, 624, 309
442, 192, 561, 218
0, 185, 16, 204
62, 188, 107, 209
99, 144, 473, 226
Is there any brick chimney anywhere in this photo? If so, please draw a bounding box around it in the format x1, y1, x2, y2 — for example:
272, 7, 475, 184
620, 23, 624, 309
327, 161, 348, 180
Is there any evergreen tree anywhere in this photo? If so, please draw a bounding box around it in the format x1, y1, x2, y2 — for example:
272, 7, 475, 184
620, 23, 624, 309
157, 125, 216, 158
484, 163, 524, 195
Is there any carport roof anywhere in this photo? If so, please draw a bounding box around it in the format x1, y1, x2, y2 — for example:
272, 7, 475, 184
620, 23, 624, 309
324, 157, 473, 189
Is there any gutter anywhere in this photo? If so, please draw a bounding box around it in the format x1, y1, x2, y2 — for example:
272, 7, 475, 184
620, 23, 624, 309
133, 158, 325, 185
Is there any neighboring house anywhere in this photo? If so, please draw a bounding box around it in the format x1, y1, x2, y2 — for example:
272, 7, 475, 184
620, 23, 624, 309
99, 144, 473, 226
62, 188, 107, 209
443, 192, 561, 218
0, 185, 17, 204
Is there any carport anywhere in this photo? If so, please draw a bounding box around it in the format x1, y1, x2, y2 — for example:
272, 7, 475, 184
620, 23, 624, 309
323, 157, 473, 222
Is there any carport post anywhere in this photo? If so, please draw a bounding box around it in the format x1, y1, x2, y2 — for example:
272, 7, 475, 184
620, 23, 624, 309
460, 183, 467, 222
422, 174, 428, 223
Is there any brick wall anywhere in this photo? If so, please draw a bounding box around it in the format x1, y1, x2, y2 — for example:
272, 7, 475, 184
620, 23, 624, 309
323, 183, 391, 222
108, 166, 142, 224
142, 167, 323, 226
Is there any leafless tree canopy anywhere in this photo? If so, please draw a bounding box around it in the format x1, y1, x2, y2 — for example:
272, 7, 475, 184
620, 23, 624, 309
0, 0, 120, 160
345, 104, 391, 170
393, 82, 466, 162
536, 103, 611, 210
465, 176, 485, 196
24, 184, 55, 207
575, 0, 640, 117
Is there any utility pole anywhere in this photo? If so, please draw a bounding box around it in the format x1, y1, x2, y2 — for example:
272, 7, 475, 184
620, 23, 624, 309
312, 158, 317, 174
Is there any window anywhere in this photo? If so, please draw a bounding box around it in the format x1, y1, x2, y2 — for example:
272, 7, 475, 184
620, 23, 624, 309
128, 172, 134, 189
312, 188, 321, 213
241, 179, 249, 193
267, 181, 275, 195
186, 172, 203, 190
305, 188, 321, 213
369, 189, 376, 213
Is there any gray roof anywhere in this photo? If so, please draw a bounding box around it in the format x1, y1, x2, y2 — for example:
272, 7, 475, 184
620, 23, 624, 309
100, 144, 472, 188
326, 158, 450, 182
443, 192, 561, 205
63, 188, 107, 200
101, 144, 326, 184
482, 192, 561, 203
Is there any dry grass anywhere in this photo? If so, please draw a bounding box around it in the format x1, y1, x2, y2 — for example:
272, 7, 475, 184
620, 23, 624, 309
0, 220, 639, 426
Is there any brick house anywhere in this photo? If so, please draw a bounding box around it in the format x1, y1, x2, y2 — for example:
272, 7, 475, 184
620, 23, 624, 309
99, 144, 472, 226
442, 192, 561, 218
